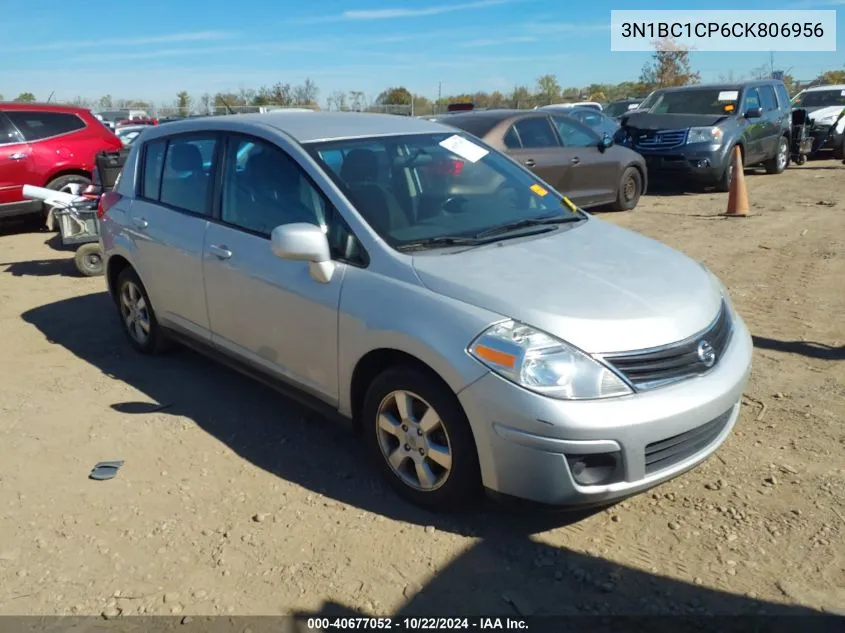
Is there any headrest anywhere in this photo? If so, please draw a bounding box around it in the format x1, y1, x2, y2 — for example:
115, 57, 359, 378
340, 148, 379, 184
169, 143, 203, 172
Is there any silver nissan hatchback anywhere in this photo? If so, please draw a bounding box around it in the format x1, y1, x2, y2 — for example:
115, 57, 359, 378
99, 112, 753, 512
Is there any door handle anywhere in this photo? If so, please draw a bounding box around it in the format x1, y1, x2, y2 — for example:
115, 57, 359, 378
570, 157, 581, 165
209, 244, 233, 260
132, 217, 148, 229
523, 159, 536, 167
8, 152, 28, 161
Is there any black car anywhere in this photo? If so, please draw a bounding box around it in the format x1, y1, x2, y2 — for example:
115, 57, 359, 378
619, 80, 792, 192
604, 98, 643, 119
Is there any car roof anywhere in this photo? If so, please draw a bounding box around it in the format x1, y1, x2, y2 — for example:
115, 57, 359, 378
138, 111, 454, 144
0, 102, 91, 114
655, 81, 780, 93
428, 109, 541, 137
803, 84, 845, 92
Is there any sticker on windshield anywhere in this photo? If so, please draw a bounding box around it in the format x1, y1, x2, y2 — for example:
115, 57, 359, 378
717, 90, 739, 102
438, 134, 489, 163
723, 104, 735, 112
530, 183, 548, 197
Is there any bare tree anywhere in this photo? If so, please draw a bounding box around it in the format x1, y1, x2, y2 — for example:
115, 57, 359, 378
348, 91, 366, 111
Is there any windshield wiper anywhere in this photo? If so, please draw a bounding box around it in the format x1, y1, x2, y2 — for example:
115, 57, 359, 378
396, 236, 485, 252
474, 214, 582, 239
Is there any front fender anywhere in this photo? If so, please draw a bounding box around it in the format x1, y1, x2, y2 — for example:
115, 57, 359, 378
337, 266, 503, 417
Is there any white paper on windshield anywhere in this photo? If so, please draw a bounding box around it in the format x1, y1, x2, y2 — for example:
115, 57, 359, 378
439, 134, 489, 163
841, 90, 845, 96
718, 90, 739, 102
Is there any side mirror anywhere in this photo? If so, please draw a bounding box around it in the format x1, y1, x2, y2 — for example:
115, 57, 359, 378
270, 222, 335, 284
599, 133, 613, 151
744, 107, 762, 119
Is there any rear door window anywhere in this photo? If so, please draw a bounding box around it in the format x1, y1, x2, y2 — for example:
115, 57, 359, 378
4, 111, 86, 141
153, 136, 219, 215
512, 117, 560, 148
759, 85, 777, 112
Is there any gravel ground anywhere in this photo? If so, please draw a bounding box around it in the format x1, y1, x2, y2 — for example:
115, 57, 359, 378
0, 160, 843, 621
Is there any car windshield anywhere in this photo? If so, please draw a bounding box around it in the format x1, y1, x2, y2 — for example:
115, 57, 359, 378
642, 88, 740, 115
305, 132, 580, 248
604, 102, 631, 117
792, 89, 845, 108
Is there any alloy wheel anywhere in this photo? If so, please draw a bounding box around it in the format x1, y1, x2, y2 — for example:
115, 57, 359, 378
375, 390, 453, 492
120, 281, 151, 346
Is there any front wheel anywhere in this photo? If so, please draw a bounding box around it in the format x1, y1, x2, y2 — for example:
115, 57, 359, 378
715, 148, 737, 193
362, 366, 481, 512
613, 166, 642, 211
764, 136, 789, 174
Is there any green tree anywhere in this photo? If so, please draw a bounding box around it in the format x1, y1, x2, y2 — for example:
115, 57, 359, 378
375, 86, 412, 106
817, 70, 845, 85
639, 37, 700, 90
14, 92, 37, 103
535, 74, 561, 105
176, 91, 191, 116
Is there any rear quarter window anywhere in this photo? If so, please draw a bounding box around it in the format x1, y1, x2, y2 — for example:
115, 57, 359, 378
141, 140, 167, 199
5, 111, 86, 141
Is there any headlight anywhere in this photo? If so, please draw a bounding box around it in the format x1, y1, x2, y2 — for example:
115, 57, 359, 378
468, 320, 633, 400
687, 126, 724, 145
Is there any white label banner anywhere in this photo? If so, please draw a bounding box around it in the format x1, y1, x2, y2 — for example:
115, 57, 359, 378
610, 10, 836, 52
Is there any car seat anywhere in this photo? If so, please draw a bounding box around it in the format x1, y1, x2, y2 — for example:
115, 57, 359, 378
339, 149, 409, 234
161, 143, 207, 214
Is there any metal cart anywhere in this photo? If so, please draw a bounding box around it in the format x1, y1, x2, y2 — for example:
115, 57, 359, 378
790, 108, 813, 165
53, 200, 104, 276
24, 148, 129, 277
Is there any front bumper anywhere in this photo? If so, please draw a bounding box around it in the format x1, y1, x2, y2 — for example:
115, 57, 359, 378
458, 310, 753, 506
634, 145, 730, 184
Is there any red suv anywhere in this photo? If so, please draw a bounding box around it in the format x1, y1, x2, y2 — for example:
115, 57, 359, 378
0, 102, 123, 220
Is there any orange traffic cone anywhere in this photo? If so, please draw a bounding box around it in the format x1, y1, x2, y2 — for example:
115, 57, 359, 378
725, 146, 749, 217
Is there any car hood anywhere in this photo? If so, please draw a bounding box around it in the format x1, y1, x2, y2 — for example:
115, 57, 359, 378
411, 219, 723, 354
621, 112, 731, 131
802, 105, 845, 123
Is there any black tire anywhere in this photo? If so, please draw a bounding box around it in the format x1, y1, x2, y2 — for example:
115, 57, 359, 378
764, 136, 789, 174
362, 365, 481, 512
44, 174, 91, 228
834, 136, 845, 160
115, 267, 170, 355
715, 148, 737, 193
74, 243, 104, 277
613, 166, 642, 211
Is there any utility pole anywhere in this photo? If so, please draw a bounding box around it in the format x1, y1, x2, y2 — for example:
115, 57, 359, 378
437, 82, 442, 113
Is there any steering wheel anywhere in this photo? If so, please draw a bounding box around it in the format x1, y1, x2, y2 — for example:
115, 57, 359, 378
442, 195, 469, 214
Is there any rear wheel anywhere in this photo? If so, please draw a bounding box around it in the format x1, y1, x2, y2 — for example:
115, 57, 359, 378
764, 136, 789, 174
44, 174, 91, 230
115, 268, 170, 355
613, 166, 642, 211
362, 365, 481, 512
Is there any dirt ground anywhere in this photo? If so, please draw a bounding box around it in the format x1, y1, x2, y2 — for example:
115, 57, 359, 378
0, 160, 843, 621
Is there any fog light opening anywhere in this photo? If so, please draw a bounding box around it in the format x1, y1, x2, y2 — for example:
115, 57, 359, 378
696, 158, 711, 168
566, 452, 623, 486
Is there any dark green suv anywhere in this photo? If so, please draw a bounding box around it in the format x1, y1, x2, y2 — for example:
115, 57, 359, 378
619, 80, 792, 191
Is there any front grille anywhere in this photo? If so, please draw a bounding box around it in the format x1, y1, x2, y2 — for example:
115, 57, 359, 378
644, 408, 733, 475
603, 301, 733, 390
634, 129, 688, 151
